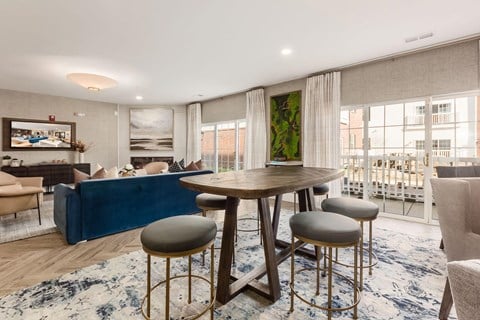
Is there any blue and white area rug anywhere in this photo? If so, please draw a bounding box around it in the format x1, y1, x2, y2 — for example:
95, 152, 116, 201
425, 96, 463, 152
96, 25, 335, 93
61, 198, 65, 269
0, 212, 455, 319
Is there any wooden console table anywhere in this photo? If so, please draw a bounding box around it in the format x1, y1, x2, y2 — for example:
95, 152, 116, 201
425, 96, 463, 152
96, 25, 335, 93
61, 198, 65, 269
1, 163, 90, 191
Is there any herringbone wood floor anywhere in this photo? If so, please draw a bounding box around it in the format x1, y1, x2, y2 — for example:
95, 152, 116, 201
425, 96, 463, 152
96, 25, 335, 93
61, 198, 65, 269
0, 199, 273, 297
0, 227, 143, 297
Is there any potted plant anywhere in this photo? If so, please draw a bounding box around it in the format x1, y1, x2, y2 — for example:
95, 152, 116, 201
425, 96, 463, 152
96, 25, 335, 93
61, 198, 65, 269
2, 155, 11, 166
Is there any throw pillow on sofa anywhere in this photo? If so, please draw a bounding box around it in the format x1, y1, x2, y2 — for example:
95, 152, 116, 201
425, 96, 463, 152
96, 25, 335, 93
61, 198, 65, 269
185, 161, 200, 171
178, 158, 186, 169
169, 161, 184, 173
73, 167, 108, 185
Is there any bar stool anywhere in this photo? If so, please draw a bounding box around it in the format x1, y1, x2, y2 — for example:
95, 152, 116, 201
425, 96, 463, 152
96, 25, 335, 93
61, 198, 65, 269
290, 211, 361, 319
313, 183, 330, 198
293, 183, 329, 214
140, 215, 216, 320
321, 197, 379, 290
196, 193, 231, 265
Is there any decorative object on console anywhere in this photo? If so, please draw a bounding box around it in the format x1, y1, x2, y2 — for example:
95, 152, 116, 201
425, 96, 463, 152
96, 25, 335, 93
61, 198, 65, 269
270, 91, 301, 161
71, 140, 92, 164
10, 159, 22, 167
129, 108, 174, 151
2, 155, 11, 166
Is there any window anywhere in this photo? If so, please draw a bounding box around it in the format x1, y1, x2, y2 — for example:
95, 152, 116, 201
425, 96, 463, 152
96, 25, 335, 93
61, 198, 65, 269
432, 103, 451, 114
201, 120, 246, 172
415, 140, 424, 150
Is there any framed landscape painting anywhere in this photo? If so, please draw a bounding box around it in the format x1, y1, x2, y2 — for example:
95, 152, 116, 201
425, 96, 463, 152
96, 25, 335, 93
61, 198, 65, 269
270, 91, 301, 161
130, 108, 174, 151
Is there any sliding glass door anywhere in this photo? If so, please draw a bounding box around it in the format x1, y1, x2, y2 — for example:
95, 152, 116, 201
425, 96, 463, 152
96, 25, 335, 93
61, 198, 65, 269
341, 93, 480, 224
201, 120, 246, 173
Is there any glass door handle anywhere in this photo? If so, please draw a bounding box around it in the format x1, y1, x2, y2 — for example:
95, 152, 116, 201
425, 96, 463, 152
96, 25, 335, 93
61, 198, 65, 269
423, 152, 430, 167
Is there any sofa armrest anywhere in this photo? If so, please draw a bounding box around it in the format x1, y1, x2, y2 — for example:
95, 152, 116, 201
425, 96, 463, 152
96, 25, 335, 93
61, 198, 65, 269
54, 183, 82, 244
18, 176, 43, 188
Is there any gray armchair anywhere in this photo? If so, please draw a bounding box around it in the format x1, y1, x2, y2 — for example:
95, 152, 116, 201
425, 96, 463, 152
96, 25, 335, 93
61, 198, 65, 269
447, 259, 480, 320
430, 178, 480, 319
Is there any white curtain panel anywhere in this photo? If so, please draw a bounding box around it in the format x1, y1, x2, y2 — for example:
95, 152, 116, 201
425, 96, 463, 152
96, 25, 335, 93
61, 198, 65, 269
303, 72, 342, 197
186, 103, 202, 163
245, 88, 267, 169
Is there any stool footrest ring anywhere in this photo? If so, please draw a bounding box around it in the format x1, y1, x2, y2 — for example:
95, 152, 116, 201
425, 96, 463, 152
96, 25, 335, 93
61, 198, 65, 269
290, 266, 361, 313
141, 274, 215, 320
326, 249, 378, 269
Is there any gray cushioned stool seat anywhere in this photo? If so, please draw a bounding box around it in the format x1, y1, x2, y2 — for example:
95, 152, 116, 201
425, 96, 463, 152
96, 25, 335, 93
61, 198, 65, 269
196, 193, 227, 209
141, 215, 217, 253
321, 198, 379, 221
290, 211, 361, 245
313, 183, 329, 196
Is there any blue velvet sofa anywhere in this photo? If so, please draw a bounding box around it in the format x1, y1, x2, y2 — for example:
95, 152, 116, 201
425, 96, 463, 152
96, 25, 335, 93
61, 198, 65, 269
54, 170, 211, 244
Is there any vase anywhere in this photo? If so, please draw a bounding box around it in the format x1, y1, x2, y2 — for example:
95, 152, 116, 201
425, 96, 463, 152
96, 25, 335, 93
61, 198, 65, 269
78, 152, 85, 163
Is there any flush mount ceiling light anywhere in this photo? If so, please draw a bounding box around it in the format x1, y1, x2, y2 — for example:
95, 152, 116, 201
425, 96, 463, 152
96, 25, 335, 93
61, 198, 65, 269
135, 95, 143, 100
281, 48, 292, 55
66, 73, 118, 92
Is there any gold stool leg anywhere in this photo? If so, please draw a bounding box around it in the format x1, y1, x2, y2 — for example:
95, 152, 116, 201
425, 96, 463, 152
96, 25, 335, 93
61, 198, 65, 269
328, 247, 333, 320
202, 210, 207, 266
188, 255, 192, 304
322, 246, 327, 277
290, 234, 295, 313
316, 246, 320, 295
210, 244, 215, 320
165, 257, 170, 320
354, 244, 358, 319
360, 221, 364, 291
369, 220, 373, 276
147, 254, 151, 318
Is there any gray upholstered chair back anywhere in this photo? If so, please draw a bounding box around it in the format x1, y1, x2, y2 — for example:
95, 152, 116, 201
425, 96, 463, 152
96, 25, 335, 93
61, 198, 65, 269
430, 178, 480, 262
435, 165, 480, 178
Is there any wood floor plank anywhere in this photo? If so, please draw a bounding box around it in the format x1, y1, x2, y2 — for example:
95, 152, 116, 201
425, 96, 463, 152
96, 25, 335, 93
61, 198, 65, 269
0, 199, 289, 297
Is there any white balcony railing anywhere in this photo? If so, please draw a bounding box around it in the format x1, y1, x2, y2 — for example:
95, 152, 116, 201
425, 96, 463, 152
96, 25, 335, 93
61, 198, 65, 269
406, 113, 454, 125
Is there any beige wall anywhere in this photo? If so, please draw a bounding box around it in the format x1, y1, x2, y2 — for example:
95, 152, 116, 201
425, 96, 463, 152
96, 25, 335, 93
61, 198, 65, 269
117, 105, 187, 167
0, 90, 189, 171
0, 89, 118, 170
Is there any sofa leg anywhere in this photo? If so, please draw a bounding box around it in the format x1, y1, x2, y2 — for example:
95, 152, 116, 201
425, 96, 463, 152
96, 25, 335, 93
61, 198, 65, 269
14, 212, 17, 219
37, 193, 42, 225
439, 239, 444, 250
439, 278, 453, 320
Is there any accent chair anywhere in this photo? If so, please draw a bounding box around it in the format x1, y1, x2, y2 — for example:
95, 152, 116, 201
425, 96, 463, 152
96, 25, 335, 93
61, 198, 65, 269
430, 178, 480, 320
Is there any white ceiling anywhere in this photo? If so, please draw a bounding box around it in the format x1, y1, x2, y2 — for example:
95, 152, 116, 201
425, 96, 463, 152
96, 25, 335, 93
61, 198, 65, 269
0, 0, 479, 106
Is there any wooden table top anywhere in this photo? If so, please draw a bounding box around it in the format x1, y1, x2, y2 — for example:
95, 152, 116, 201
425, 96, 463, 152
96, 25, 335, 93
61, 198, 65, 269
180, 166, 343, 199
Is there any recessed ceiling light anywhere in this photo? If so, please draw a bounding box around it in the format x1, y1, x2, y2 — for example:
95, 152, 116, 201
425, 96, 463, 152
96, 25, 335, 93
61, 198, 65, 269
281, 48, 292, 55
136, 95, 143, 101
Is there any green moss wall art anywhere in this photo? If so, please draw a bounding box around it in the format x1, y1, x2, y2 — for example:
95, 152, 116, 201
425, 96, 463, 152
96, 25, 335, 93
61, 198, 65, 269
270, 90, 301, 161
